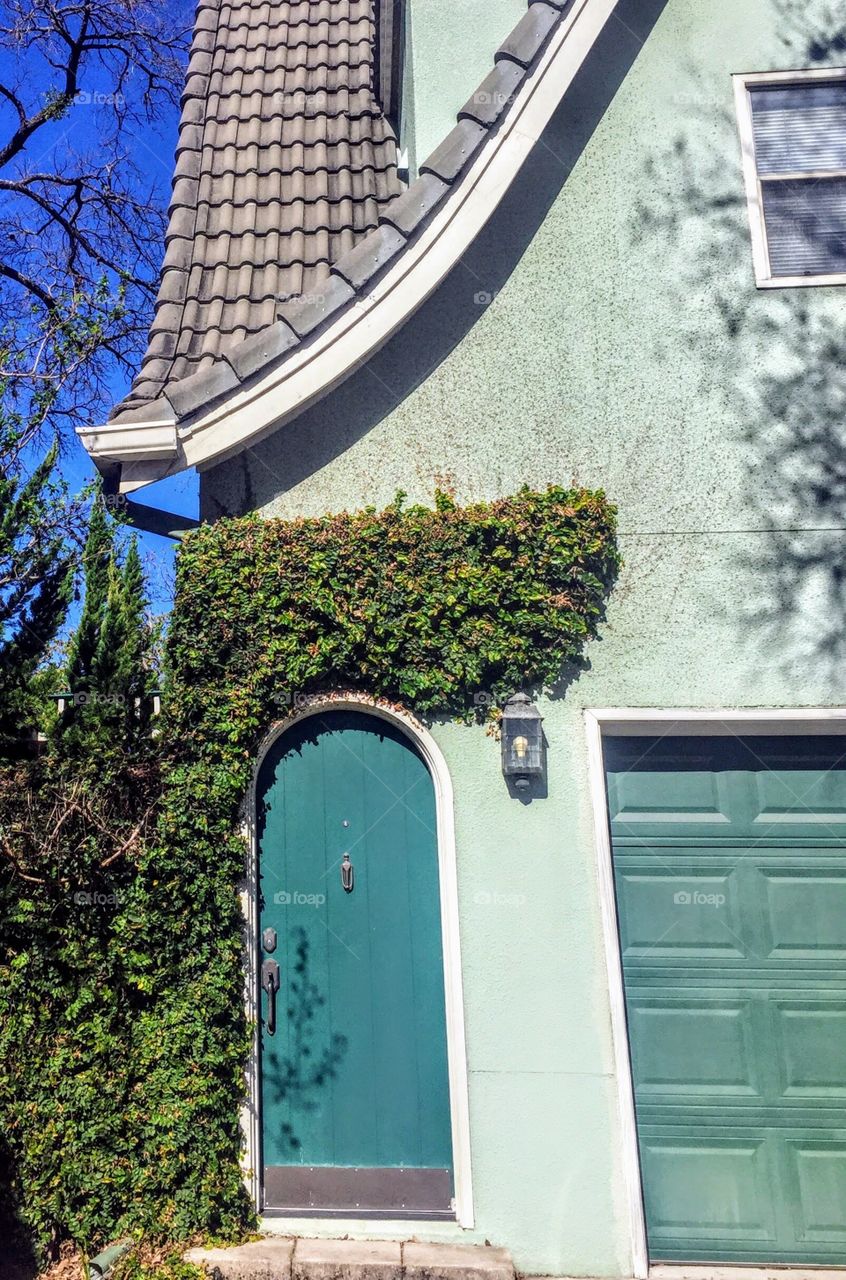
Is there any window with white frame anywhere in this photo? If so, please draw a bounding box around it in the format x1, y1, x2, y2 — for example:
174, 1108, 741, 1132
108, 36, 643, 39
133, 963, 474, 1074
734, 69, 846, 287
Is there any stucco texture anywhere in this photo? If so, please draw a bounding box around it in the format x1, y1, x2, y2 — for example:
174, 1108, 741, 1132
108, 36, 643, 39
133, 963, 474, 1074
203, 0, 846, 1273
405, 0, 526, 168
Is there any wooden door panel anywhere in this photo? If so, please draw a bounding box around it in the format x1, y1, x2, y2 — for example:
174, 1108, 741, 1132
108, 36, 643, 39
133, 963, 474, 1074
258, 710, 453, 1214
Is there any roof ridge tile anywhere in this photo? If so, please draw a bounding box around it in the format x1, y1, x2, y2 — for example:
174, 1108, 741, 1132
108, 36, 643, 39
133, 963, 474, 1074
380, 172, 450, 238
495, 1, 561, 69
419, 119, 489, 185
277, 272, 356, 338
330, 222, 406, 290
459, 60, 527, 128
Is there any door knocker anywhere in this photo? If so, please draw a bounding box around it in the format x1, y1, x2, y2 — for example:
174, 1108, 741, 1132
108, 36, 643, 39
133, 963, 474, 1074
340, 852, 354, 893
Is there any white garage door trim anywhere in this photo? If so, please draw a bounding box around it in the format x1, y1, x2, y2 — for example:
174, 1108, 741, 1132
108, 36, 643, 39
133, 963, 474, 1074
584, 707, 846, 1280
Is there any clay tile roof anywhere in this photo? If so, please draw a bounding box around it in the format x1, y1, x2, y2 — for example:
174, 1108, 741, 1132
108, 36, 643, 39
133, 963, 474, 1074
102, 0, 581, 439
117, 0, 402, 413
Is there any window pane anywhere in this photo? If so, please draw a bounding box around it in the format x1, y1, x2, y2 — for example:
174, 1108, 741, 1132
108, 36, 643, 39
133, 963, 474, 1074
751, 81, 846, 174
761, 176, 846, 276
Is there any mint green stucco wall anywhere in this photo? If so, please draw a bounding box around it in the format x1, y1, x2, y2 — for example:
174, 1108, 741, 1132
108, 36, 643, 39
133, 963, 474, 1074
203, 0, 846, 1273
405, 0, 525, 169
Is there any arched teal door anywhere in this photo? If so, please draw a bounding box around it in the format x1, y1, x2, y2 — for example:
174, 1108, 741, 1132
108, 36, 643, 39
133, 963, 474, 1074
257, 709, 454, 1216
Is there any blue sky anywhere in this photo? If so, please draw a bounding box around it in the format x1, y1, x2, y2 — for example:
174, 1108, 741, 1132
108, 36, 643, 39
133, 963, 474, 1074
0, 15, 198, 615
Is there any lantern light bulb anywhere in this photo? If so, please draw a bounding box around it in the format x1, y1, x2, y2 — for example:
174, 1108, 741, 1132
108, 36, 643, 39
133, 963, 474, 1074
513, 735, 529, 761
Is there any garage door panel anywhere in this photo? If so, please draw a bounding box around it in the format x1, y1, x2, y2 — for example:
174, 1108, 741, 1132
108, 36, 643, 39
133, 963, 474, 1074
752, 764, 846, 833
606, 736, 846, 844
639, 1136, 777, 1240
628, 998, 761, 1098
786, 1141, 846, 1241
628, 989, 846, 1110
609, 767, 732, 830
761, 869, 846, 958
774, 1003, 846, 1098
606, 734, 846, 1264
616, 869, 744, 959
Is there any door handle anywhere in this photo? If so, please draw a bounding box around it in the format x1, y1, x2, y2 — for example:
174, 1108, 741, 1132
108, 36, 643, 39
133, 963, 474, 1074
261, 958, 280, 1035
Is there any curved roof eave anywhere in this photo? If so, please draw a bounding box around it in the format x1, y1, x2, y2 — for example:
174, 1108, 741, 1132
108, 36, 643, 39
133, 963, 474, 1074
78, 0, 620, 493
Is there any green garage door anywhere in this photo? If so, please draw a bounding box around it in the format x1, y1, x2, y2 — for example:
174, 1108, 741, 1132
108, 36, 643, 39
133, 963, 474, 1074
606, 734, 846, 1265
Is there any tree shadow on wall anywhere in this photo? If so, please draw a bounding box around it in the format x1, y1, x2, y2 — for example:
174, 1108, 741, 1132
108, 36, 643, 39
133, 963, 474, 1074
204, 0, 672, 517
631, 0, 846, 681
262, 926, 348, 1159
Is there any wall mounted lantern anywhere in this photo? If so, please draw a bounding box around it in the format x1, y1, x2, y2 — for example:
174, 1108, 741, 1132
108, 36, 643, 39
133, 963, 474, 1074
501, 692, 544, 790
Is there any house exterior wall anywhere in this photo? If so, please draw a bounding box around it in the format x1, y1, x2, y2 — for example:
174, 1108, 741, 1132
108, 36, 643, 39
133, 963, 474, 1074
202, 0, 846, 1273
404, 0, 525, 169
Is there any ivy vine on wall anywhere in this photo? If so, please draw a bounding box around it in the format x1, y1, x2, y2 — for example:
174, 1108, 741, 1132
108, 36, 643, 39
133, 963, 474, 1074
169, 485, 620, 732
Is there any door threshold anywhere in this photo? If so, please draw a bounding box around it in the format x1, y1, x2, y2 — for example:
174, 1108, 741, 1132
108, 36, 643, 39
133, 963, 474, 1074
259, 1216, 471, 1240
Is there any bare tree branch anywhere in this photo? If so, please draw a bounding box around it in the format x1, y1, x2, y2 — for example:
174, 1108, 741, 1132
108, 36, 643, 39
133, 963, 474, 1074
0, 0, 193, 445
0, 259, 58, 312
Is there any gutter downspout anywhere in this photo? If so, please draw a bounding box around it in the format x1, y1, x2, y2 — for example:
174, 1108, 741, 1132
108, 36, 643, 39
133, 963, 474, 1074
87, 1238, 134, 1279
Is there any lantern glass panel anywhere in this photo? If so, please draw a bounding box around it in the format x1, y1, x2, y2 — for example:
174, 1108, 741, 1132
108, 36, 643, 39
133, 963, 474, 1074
503, 714, 544, 776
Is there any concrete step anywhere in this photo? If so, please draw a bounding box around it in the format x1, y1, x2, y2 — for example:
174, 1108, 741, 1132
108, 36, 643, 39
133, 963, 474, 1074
185, 1237, 515, 1280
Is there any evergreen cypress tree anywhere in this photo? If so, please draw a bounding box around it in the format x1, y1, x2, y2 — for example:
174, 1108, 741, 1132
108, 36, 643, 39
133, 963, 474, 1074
60, 504, 154, 757
0, 502, 160, 1264
0, 441, 74, 753
116, 536, 154, 743
64, 496, 111, 697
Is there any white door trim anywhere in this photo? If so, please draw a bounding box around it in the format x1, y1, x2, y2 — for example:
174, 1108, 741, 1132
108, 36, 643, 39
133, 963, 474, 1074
588, 707, 846, 735
585, 710, 649, 1280
241, 694, 475, 1228
584, 706, 846, 1280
